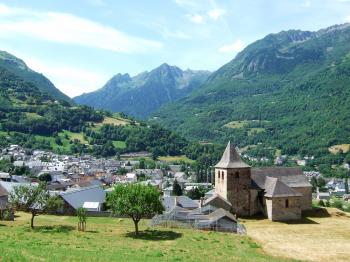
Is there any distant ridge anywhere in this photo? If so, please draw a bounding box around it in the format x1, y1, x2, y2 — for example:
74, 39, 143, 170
74, 63, 210, 119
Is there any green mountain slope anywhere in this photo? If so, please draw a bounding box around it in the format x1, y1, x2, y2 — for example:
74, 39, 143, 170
0, 51, 71, 102
152, 24, 350, 159
74, 63, 210, 119
0, 61, 193, 158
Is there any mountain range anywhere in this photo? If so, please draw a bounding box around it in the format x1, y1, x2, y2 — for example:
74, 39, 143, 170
151, 23, 350, 159
2, 23, 350, 164
74, 64, 210, 119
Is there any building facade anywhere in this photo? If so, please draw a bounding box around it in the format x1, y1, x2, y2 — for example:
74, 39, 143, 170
214, 142, 312, 221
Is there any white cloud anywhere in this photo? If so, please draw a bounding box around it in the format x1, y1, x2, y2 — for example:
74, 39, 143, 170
219, 40, 245, 53
346, 15, 350, 22
207, 8, 226, 20
0, 4, 162, 54
24, 56, 108, 97
187, 14, 205, 24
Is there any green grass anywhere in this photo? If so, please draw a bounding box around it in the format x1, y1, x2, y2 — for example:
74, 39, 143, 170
60, 131, 89, 144
158, 155, 195, 164
25, 112, 42, 120
224, 120, 249, 129
0, 212, 291, 262
248, 128, 265, 136
113, 140, 127, 149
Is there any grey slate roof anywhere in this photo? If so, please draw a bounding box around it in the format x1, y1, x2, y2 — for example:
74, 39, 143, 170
206, 208, 237, 222
60, 185, 106, 210
215, 141, 250, 169
251, 167, 311, 189
203, 194, 232, 211
163, 196, 199, 211
264, 176, 302, 198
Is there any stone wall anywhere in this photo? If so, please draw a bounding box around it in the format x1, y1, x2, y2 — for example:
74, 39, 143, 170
293, 186, 312, 210
226, 167, 251, 216
266, 196, 301, 221
215, 167, 251, 216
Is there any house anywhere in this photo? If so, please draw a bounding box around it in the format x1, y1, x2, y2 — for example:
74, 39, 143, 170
126, 173, 137, 182
317, 192, 331, 200
0, 172, 11, 181
0, 185, 9, 211
162, 196, 199, 211
214, 142, 312, 221
83, 202, 102, 212
59, 186, 106, 215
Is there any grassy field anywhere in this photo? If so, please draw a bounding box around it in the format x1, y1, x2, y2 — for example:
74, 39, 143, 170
60, 131, 89, 144
241, 208, 350, 262
224, 120, 249, 129
0, 213, 292, 262
158, 155, 195, 164
328, 144, 350, 154
112, 140, 127, 149
98, 116, 130, 126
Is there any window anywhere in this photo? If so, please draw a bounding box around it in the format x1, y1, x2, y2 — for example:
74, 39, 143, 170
285, 199, 289, 208
234, 172, 239, 178
218, 172, 221, 180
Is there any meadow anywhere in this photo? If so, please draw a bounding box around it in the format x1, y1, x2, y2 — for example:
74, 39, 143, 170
241, 208, 350, 262
0, 212, 291, 262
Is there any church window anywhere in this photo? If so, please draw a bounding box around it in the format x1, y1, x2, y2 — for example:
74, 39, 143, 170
285, 199, 289, 208
234, 172, 239, 178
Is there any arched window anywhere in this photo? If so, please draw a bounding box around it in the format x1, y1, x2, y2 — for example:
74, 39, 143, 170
221, 171, 224, 180
234, 172, 239, 179
218, 171, 221, 180
285, 199, 289, 208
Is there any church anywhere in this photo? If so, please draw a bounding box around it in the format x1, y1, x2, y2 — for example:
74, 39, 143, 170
212, 142, 312, 221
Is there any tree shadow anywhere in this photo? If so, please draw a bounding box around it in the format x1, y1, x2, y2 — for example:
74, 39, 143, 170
85, 230, 99, 233
125, 229, 182, 241
31, 225, 75, 233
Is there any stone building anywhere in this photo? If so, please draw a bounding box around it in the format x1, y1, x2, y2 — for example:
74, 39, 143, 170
214, 142, 312, 221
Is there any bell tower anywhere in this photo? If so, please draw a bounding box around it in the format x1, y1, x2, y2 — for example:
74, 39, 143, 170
214, 141, 251, 216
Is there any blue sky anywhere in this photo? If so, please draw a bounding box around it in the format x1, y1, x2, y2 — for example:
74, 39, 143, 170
0, 0, 349, 97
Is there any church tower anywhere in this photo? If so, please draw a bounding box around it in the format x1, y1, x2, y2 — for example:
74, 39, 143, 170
214, 141, 251, 216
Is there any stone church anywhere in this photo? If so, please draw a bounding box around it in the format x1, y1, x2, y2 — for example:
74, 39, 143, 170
213, 142, 312, 221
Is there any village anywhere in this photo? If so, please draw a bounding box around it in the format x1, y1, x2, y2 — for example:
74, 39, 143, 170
0, 143, 349, 224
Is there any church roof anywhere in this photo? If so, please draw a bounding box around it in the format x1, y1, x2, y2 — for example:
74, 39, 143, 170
264, 176, 302, 198
251, 167, 311, 189
214, 141, 250, 169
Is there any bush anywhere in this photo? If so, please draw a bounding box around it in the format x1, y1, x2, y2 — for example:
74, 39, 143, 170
318, 199, 325, 207
329, 197, 343, 209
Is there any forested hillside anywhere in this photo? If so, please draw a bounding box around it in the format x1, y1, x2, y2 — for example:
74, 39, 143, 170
0, 53, 223, 166
152, 24, 350, 165
0, 51, 71, 102
74, 63, 210, 119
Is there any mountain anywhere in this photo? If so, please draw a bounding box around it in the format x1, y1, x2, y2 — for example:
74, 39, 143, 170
152, 24, 350, 161
74, 63, 210, 119
0, 56, 203, 159
0, 51, 71, 102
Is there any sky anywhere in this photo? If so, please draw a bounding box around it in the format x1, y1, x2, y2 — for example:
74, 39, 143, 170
0, 0, 349, 97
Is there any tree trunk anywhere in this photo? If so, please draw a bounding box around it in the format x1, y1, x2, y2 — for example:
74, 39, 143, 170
31, 213, 35, 229
133, 219, 139, 236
